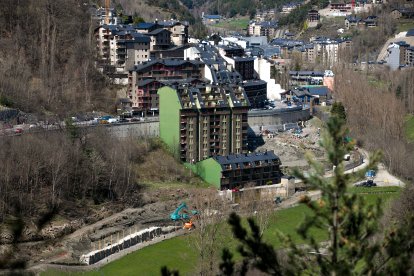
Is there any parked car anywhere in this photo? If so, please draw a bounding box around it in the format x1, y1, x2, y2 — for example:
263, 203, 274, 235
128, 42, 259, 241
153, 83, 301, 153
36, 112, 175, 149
14, 128, 23, 134
356, 179, 377, 187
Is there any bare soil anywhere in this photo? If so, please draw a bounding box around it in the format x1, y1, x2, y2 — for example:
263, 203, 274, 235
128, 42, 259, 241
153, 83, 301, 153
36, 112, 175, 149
15, 187, 199, 267
256, 119, 327, 170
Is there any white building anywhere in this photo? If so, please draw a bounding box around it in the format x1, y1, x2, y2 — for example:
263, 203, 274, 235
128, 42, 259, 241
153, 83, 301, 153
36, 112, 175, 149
254, 58, 285, 100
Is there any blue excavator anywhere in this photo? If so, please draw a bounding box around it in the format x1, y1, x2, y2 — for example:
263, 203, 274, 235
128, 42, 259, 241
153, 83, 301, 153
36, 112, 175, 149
170, 202, 198, 220
170, 203, 199, 229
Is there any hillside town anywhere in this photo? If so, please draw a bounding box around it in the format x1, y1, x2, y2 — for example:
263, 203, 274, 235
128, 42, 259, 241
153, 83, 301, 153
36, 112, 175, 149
0, 0, 413, 275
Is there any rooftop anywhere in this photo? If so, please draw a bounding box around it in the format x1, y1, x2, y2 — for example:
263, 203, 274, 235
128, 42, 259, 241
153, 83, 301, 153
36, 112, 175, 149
203, 15, 222, 20
130, 58, 204, 72
213, 151, 280, 170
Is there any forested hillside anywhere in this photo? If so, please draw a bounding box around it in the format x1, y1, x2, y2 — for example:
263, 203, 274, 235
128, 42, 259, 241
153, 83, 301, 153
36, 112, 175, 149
0, 0, 114, 118
115, 0, 208, 37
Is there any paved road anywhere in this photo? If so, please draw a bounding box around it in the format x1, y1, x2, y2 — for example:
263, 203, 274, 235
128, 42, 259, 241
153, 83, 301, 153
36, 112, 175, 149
352, 149, 404, 187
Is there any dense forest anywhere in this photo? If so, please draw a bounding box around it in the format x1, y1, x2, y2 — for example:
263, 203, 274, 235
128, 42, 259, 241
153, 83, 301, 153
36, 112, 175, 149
0, 0, 115, 118
0, 128, 141, 222
335, 66, 414, 181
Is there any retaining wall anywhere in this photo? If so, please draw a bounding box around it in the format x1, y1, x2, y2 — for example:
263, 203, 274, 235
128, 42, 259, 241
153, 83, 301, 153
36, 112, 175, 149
248, 108, 311, 126
90, 121, 159, 139
80, 226, 178, 265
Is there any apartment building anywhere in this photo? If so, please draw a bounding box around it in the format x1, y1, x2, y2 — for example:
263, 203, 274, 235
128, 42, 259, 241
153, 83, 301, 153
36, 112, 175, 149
281, 3, 301, 14
146, 29, 171, 51
159, 20, 189, 46
256, 9, 276, 21
307, 10, 320, 28
125, 34, 151, 69
406, 47, 414, 66
184, 44, 268, 108
127, 59, 205, 111
196, 151, 282, 190
248, 21, 278, 38
95, 20, 188, 73
158, 84, 250, 163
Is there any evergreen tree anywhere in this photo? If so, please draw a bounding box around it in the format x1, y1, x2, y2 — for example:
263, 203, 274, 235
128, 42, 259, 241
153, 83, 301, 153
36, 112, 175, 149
331, 101, 347, 122
218, 117, 414, 275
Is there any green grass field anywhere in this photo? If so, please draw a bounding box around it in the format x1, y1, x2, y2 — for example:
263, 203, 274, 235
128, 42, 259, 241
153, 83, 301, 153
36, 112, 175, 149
397, 20, 414, 33
405, 114, 414, 142
214, 17, 250, 30
42, 188, 399, 276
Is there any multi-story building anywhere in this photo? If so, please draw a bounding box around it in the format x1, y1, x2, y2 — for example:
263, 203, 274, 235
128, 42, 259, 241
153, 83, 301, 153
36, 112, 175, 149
127, 59, 205, 112
384, 41, 414, 70
125, 33, 151, 69
185, 44, 268, 108
248, 21, 278, 38
344, 15, 362, 29
146, 29, 171, 51
307, 10, 320, 28
95, 20, 188, 74
159, 20, 189, 46
95, 7, 119, 26
255, 9, 276, 21
312, 37, 352, 66
281, 3, 301, 14
200, 151, 282, 190
406, 46, 414, 66
158, 83, 250, 163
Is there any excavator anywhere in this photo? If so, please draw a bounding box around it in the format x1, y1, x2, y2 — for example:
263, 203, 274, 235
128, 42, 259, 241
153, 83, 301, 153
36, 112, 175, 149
170, 203, 198, 230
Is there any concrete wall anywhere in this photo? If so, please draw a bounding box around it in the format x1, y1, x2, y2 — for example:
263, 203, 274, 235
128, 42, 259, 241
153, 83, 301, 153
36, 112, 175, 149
102, 121, 159, 139
248, 108, 311, 126
82, 107, 309, 140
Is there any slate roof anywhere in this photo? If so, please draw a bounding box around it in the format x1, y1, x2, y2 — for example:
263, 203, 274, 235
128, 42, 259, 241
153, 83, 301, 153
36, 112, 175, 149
289, 71, 324, 77
291, 88, 313, 98
306, 86, 330, 96
136, 22, 157, 29
127, 33, 151, 43
233, 57, 255, 62
213, 151, 280, 170
130, 58, 204, 72
345, 15, 361, 22
147, 28, 171, 36
257, 21, 278, 28
407, 29, 414, 37
158, 20, 189, 27
204, 15, 222, 20
137, 79, 160, 87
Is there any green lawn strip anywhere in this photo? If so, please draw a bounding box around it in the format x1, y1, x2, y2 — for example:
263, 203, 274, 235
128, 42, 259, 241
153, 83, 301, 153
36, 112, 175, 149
405, 114, 414, 142
214, 17, 249, 30
42, 191, 397, 275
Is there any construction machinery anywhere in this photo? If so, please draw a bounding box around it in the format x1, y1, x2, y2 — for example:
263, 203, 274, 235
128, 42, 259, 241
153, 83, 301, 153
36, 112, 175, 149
170, 203, 198, 230
183, 217, 196, 230
170, 203, 199, 220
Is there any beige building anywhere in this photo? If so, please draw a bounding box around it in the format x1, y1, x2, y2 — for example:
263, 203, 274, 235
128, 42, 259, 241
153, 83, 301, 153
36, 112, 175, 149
146, 29, 171, 51
159, 21, 189, 46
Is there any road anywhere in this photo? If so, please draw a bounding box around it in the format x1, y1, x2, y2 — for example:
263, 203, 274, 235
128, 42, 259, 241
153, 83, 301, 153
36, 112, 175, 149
0, 116, 160, 137
352, 149, 404, 187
